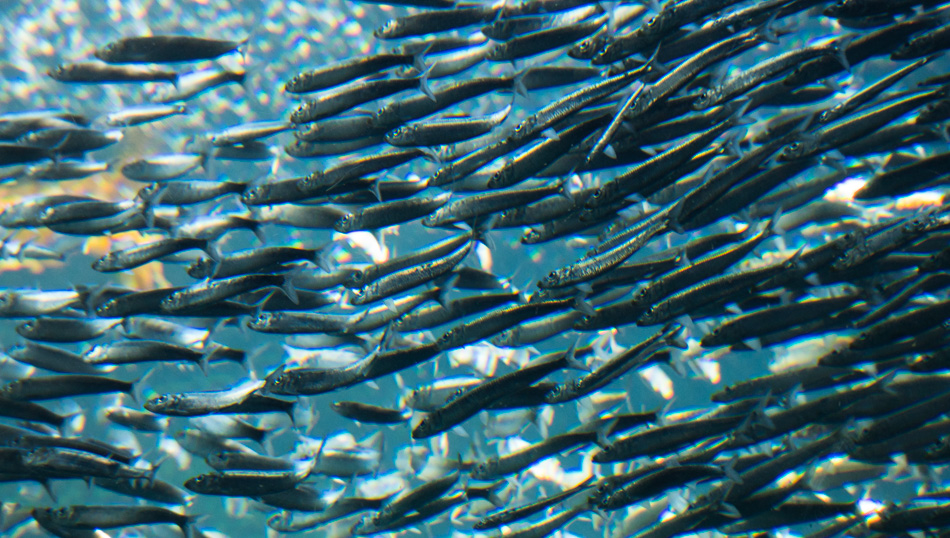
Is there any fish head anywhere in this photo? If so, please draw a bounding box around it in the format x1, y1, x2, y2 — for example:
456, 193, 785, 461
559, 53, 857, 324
144, 393, 175, 413
47, 65, 72, 80
14, 321, 35, 338
822, 1, 844, 16
511, 117, 537, 141
263, 365, 295, 394
411, 412, 439, 439
188, 257, 214, 279
485, 43, 507, 62
692, 89, 718, 111
538, 269, 561, 289
23, 446, 54, 465
297, 171, 324, 192
284, 74, 307, 93
159, 293, 183, 311
569, 36, 605, 60
95, 297, 124, 318
48, 507, 76, 525
136, 183, 161, 202
94, 42, 122, 62
487, 167, 510, 189
638, 304, 661, 325
344, 268, 366, 288
700, 326, 722, 347
385, 126, 412, 145
373, 104, 400, 129
469, 460, 494, 480
121, 161, 146, 178
241, 183, 270, 206
778, 140, 812, 162
573, 314, 597, 330
591, 444, 612, 463
350, 287, 370, 305
290, 103, 311, 124
184, 473, 218, 493
350, 515, 376, 535
334, 213, 357, 233
436, 328, 460, 350
584, 186, 611, 210
247, 312, 276, 331
0, 380, 20, 398
91, 252, 121, 272
0, 292, 13, 313
205, 451, 231, 469
374, 20, 398, 40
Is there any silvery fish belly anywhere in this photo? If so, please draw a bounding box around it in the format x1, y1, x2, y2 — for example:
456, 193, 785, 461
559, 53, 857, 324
3, 0, 950, 536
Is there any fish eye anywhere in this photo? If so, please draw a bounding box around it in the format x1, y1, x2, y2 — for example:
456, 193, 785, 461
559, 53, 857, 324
645, 16, 656, 26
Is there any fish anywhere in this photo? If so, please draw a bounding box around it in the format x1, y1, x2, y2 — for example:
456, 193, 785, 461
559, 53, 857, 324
13, 318, 121, 344
412, 347, 584, 438
94, 35, 247, 64
144, 380, 264, 417
159, 272, 298, 312
102, 103, 189, 127
32, 505, 193, 536
385, 105, 510, 147
0, 375, 135, 401
331, 401, 410, 424
48, 62, 179, 84
286, 52, 424, 94
184, 460, 314, 497
121, 153, 206, 182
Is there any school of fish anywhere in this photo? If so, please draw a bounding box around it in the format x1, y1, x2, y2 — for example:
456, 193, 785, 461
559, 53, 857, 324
3, 0, 950, 536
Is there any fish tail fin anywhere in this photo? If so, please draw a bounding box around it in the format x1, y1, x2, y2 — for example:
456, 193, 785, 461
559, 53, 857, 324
473, 214, 498, 250
418, 63, 436, 102
39, 479, 58, 503
832, 33, 856, 72
563, 337, 589, 372
281, 269, 300, 305
412, 41, 432, 73
512, 67, 530, 99
764, 206, 784, 237
754, 9, 781, 45
556, 176, 574, 201
237, 34, 252, 65
201, 238, 222, 265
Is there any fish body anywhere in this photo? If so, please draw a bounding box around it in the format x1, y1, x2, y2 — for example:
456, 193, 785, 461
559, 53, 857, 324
95, 35, 246, 63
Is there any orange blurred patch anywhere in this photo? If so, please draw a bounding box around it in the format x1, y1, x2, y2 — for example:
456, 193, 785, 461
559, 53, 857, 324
120, 262, 171, 291
896, 191, 944, 210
